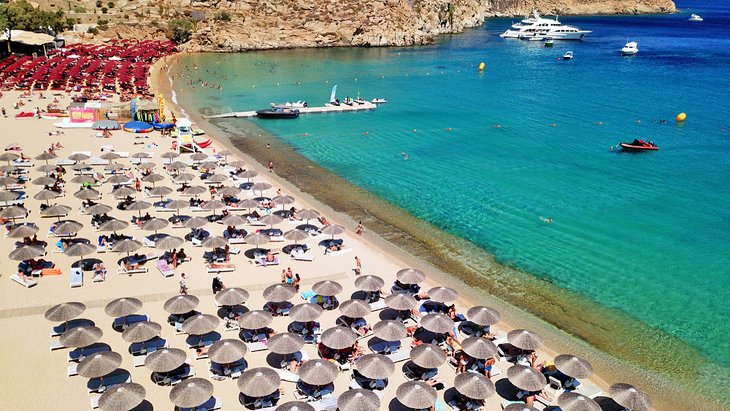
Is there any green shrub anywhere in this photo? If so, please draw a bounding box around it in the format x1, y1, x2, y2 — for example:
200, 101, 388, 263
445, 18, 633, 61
214, 11, 231, 21
100, 6, 107, 13
95, 0, 102, 7
167, 18, 194, 44
87, 26, 99, 34
73, 5, 86, 13
107, 2, 114, 8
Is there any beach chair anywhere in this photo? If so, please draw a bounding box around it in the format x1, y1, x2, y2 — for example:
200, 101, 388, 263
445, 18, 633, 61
67, 345, 110, 361
574, 382, 603, 398
246, 341, 268, 352
50, 319, 93, 337
206, 264, 235, 273
70, 267, 83, 288
369, 299, 387, 311
157, 259, 175, 277
87, 372, 131, 393
117, 263, 148, 275
10, 274, 37, 288
290, 248, 315, 261
67, 363, 78, 377
112, 314, 149, 331
90, 395, 100, 409
247, 216, 266, 226
385, 349, 410, 363
178, 397, 221, 411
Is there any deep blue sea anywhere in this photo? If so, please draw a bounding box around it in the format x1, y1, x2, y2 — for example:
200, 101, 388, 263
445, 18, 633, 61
173, 0, 730, 394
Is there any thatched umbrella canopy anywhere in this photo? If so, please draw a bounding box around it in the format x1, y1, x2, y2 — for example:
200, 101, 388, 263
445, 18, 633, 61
238, 368, 280, 398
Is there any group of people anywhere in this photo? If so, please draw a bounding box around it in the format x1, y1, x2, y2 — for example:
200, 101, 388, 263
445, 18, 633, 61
280, 268, 300, 291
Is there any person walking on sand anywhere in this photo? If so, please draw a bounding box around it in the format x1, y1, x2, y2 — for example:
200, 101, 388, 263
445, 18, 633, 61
268, 161, 274, 173
355, 221, 365, 235
179, 273, 189, 295
354, 256, 362, 275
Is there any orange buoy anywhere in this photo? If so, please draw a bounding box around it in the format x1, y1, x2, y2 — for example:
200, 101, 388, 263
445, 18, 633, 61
676, 112, 687, 122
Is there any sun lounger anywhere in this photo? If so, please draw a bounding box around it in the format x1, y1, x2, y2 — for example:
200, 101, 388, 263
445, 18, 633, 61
574, 382, 602, 398
188, 332, 221, 350
246, 341, 268, 352
157, 259, 175, 277
385, 349, 410, 363
90, 395, 100, 409
67, 363, 78, 377
49, 338, 65, 351
325, 247, 352, 256
369, 299, 387, 311
117, 264, 148, 275
50, 319, 93, 337
227, 237, 246, 244
129, 153, 154, 164
256, 256, 280, 267
70, 267, 83, 288
170, 366, 196, 385
206, 264, 235, 273
130, 338, 168, 356
502, 401, 545, 410
10, 274, 37, 287
67, 345, 110, 362
291, 248, 315, 261
13, 160, 33, 167
89, 157, 109, 166
247, 216, 266, 226
178, 397, 222, 411
87, 372, 131, 393
112, 314, 149, 330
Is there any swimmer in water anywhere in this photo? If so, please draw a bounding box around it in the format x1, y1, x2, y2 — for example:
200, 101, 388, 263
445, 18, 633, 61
549, 123, 557, 127
400, 152, 410, 160
595, 121, 604, 125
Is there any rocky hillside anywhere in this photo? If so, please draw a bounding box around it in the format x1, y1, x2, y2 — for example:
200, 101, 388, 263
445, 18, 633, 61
57, 0, 676, 50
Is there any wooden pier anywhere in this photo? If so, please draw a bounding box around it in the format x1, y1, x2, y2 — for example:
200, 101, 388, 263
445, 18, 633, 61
203, 101, 379, 119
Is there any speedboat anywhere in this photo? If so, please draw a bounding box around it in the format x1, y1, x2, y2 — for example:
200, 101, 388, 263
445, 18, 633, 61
563, 51, 574, 60
270, 100, 308, 109
688, 14, 703, 22
621, 41, 639, 56
371, 98, 387, 104
255, 107, 299, 119
501, 9, 591, 40
619, 139, 658, 151
544, 38, 554, 47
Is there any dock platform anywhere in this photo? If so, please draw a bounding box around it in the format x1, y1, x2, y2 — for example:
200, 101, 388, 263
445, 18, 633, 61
203, 102, 378, 119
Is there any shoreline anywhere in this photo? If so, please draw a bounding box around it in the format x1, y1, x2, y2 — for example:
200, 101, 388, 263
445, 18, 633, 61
151, 55, 725, 410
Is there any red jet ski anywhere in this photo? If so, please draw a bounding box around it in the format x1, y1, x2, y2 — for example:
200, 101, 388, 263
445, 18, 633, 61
620, 139, 658, 151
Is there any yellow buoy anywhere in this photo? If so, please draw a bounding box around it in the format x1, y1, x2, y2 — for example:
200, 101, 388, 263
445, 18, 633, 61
676, 112, 687, 122
478, 62, 485, 71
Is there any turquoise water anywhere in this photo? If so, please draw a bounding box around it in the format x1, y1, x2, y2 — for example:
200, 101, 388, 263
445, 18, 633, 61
174, 3, 730, 383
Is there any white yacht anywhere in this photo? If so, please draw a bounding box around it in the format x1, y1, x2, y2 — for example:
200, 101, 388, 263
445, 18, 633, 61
501, 10, 591, 40
688, 14, 703, 22
621, 41, 639, 56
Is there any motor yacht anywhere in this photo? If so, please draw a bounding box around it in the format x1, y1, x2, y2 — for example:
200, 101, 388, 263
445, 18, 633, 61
501, 9, 591, 40
621, 41, 639, 56
563, 51, 574, 60
688, 14, 703, 22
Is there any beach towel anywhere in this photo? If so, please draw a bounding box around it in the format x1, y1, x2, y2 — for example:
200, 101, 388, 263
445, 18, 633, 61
42, 268, 62, 276
300, 290, 316, 300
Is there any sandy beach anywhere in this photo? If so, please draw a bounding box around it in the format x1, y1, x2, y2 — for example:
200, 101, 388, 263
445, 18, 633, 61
0, 55, 714, 411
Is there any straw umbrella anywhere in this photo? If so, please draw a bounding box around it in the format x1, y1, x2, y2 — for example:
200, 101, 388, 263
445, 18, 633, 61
461, 337, 498, 360
206, 174, 228, 183
36, 164, 55, 174
45, 302, 86, 323
8, 224, 39, 238
276, 402, 314, 411
202, 236, 229, 249
33, 189, 61, 205
467, 306, 501, 326
354, 275, 385, 292
420, 313, 455, 334
0, 191, 22, 205
74, 188, 101, 200
557, 392, 601, 411
126, 201, 152, 218
237, 169, 258, 180
184, 216, 209, 229
267, 332, 304, 355
397, 381, 437, 409
190, 152, 209, 162
54, 220, 84, 236
77, 351, 123, 379
320, 223, 345, 239
9, 245, 44, 261
320, 326, 358, 350
338, 389, 379, 411
0, 176, 18, 188
85, 204, 113, 215
182, 314, 220, 335
111, 186, 137, 199
0, 205, 28, 220
283, 229, 308, 245
33, 175, 58, 186
426, 286, 458, 303
183, 185, 207, 197
272, 194, 295, 210
0, 152, 18, 165
201, 199, 226, 215
237, 198, 260, 213
99, 219, 129, 234
244, 232, 270, 249
105, 163, 126, 173
221, 214, 247, 226
507, 365, 547, 392
122, 321, 162, 343
296, 208, 321, 225
131, 152, 152, 160
164, 295, 199, 315
169, 161, 189, 171
141, 218, 169, 234
263, 284, 296, 302
147, 186, 172, 199
298, 359, 339, 386
199, 161, 218, 170
174, 173, 195, 183
373, 320, 407, 341
60, 326, 103, 348
98, 382, 146, 411
251, 182, 271, 197
238, 368, 280, 398
100, 152, 122, 161
313, 280, 342, 297
289, 303, 324, 323
111, 239, 143, 256
454, 372, 496, 400
228, 159, 245, 168
554, 354, 593, 379
144, 348, 187, 373
68, 153, 90, 163
35, 151, 57, 164
339, 299, 371, 319
141, 173, 165, 187
259, 214, 283, 230
507, 329, 543, 351
64, 243, 97, 264
104, 297, 143, 317
214, 287, 250, 307
208, 339, 248, 364
609, 383, 653, 411
384, 293, 417, 311
238, 310, 273, 331
396, 268, 425, 284
42, 204, 72, 220
165, 199, 189, 215
169, 378, 214, 409
355, 354, 395, 380
410, 343, 447, 368
155, 236, 184, 252
160, 151, 179, 164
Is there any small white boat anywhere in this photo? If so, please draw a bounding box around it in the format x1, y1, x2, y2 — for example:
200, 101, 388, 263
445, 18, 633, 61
271, 100, 308, 109
563, 51, 574, 60
371, 98, 388, 104
688, 13, 703, 22
621, 41, 639, 56
544, 38, 554, 47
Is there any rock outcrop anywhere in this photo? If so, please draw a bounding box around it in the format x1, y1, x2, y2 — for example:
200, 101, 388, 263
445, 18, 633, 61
58, 0, 676, 50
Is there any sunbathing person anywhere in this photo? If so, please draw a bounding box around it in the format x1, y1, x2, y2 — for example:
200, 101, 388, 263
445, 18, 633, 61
328, 243, 343, 252
93, 263, 107, 281
264, 251, 276, 263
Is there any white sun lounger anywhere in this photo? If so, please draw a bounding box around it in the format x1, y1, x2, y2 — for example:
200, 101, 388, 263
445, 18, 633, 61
247, 216, 266, 226
291, 249, 315, 261
246, 341, 268, 352
90, 395, 100, 409
67, 363, 78, 377
385, 350, 410, 363
227, 237, 246, 245
10, 274, 37, 288
274, 368, 299, 383
369, 300, 387, 311
157, 259, 175, 277
206, 264, 235, 273
324, 247, 352, 256
117, 265, 148, 275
